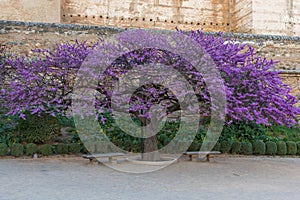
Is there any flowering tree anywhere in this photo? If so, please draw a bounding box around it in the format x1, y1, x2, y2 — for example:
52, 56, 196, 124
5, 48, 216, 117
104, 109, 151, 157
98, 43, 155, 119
1, 30, 299, 160
1, 40, 96, 118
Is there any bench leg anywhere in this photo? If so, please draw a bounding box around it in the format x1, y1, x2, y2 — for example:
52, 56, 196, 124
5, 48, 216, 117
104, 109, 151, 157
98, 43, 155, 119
206, 154, 210, 162
108, 156, 118, 164
189, 155, 192, 161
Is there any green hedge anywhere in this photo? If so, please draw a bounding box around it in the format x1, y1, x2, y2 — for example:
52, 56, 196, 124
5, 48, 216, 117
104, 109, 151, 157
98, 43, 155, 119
56, 143, 69, 154
220, 141, 231, 153
17, 113, 61, 144
240, 142, 253, 155
297, 142, 300, 155
188, 141, 200, 151
10, 143, 23, 157
253, 140, 266, 155
39, 144, 53, 156
25, 143, 37, 156
0, 143, 8, 156
230, 141, 241, 154
265, 141, 277, 156
286, 141, 297, 155
68, 143, 81, 154
276, 141, 287, 155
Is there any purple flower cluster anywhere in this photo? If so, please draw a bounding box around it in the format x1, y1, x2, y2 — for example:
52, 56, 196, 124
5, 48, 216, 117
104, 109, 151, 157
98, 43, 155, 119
1, 30, 299, 126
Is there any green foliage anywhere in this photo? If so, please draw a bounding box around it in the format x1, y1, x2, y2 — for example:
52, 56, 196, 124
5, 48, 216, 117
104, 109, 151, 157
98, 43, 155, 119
230, 141, 241, 154
212, 142, 220, 151
253, 140, 266, 155
200, 141, 219, 151
10, 143, 23, 157
221, 121, 268, 142
0, 114, 20, 146
286, 141, 297, 155
39, 144, 53, 156
267, 125, 300, 142
57, 116, 75, 127
240, 142, 253, 155
17, 112, 61, 144
297, 142, 300, 155
68, 143, 81, 154
83, 142, 96, 154
188, 141, 200, 151
220, 141, 231, 153
0, 143, 8, 156
276, 141, 287, 155
265, 141, 277, 156
25, 143, 37, 156
56, 143, 69, 154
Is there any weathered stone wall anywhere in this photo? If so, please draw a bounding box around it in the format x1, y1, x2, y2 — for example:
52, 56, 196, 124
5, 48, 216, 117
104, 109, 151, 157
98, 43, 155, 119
252, 0, 300, 36
1, 0, 300, 36
232, 0, 252, 33
0, 20, 299, 100
61, 0, 231, 32
0, 0, 61, 23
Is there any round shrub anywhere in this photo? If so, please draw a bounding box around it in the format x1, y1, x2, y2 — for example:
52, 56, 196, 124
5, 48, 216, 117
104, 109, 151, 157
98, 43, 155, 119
230, 141, 241, 154
265, 141, 277, 156
39, 144, 53, 156
17, 113, 61, 144
253, 140, 266, 155
56, 143, 69, 154
10, 143, 24, 157
83, 142, 96, 154
0, 143, 8, 156
188, 141, 200, 151
201, 141, 219, 151
297, 142, 300, 155
276, 141, 287, 155
68, 143, 81, 154
240, 142, 253, 155
212, 142, 220, 152
286, 141, 297, 155
25, 143, 37, 156
95, 141, 108, 153
220, 141, 231, 153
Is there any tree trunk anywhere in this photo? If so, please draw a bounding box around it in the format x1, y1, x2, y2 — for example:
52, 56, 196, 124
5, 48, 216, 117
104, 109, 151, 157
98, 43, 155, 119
142, 135, 160, 161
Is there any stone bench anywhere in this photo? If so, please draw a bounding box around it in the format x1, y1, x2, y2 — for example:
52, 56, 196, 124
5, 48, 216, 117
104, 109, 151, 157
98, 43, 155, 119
183, 151, 221, 162
82, 152, 125, 164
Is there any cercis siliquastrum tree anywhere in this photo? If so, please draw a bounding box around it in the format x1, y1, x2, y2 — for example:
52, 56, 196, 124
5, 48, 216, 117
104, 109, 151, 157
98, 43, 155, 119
1, 30, 299, 160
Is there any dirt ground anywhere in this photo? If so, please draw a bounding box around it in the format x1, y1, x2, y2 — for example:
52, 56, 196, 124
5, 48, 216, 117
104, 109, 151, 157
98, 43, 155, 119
0, 155, 299, 200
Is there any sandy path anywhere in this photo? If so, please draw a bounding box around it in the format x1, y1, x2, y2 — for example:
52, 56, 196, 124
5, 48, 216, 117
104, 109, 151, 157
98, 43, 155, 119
0, 156, 299, 200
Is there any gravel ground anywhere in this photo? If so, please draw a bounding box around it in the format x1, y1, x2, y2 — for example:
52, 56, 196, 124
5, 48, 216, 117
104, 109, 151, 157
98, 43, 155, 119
0, 156, 299, 200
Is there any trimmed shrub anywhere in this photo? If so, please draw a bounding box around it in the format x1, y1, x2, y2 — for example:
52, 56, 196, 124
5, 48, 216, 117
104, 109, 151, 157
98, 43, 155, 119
56, 143, 69, 154
253, 140, 266, 155
212, 142, 220, 151
286, 141, 297, 155
188, 141, 200, 151
0, 143, 8, 156
39, 144, 53, 156
297, 142, 300, 155
17, 113, 61, 144
25, 143, 37, 156
220, 141, 231, 153
201, 142, 219, 151
10, 143, 23, 157
83, 142, 96, 154
68, 143, 81, 154
240, 142, 253, 155
276, 141, 287, 155
230, 141, 241, 154
95, 141, 108, 153
265, 141, 277, 156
